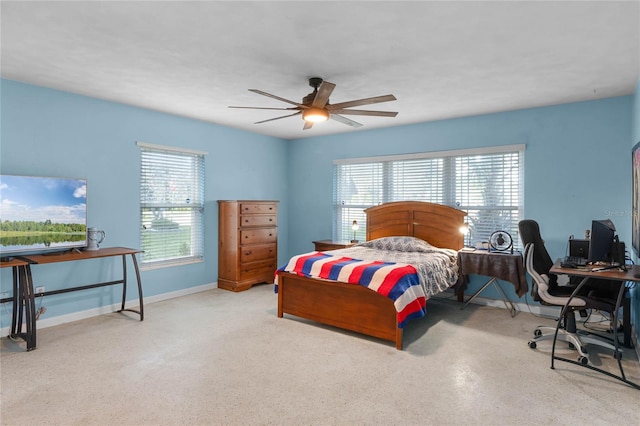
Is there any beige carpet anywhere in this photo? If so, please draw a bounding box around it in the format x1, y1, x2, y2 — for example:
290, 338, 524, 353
1, 284, 639, 425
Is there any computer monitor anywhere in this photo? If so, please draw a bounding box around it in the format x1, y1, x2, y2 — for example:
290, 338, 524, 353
588, 219, 615, 263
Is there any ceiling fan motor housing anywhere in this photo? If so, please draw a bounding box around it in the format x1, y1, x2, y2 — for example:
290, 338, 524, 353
308, 77, 323, 88
302, 92, 316, 105
303, 77, 324, 105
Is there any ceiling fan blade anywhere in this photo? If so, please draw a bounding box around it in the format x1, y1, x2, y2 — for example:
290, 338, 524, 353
330, 114, 363, 128
254, 111, 301, 124
311, 81, 336, 108
249, 89, 306, 107
330, 109, 398, 117
327, 94, 396, 110
229, 106, 300, 111
303, 120, 314, 130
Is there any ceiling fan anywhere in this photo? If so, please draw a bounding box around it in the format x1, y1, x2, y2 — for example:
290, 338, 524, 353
229, 77, 398, 130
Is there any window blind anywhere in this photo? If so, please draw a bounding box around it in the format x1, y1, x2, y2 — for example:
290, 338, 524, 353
333, 145, 524, 247
138, 142, 205, 268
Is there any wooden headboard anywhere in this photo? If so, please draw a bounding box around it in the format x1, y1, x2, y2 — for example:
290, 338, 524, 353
364, 201, 467, 250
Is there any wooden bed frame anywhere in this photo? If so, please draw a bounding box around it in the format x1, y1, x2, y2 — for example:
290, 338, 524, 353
277, 201, 467, 350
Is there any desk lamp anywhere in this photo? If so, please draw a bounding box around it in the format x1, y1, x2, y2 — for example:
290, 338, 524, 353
351, 220, 359, 243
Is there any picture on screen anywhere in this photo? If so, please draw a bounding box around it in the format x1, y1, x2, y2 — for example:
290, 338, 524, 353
0, 175, 87, 256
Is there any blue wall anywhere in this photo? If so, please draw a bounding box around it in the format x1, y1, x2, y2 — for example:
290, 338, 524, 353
0, 79, 289, 326
1, 78, 637, 345
288, 97, 632, 259
287, 96, 635, 333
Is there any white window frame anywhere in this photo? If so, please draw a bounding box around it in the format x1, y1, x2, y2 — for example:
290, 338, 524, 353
137, 141, 206, 269
333, 144, 525, 248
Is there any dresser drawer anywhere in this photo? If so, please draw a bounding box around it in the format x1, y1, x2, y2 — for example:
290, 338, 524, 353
241, 214, 277, 227
241, 228, 277, 244
239, 259, 277, 281
240, 244, 277, 263
240, 203, 278, 215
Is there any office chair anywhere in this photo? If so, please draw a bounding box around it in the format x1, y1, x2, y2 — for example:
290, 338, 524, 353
518, 220, 620, 365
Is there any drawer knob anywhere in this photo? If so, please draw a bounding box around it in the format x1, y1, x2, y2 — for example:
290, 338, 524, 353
245, 251, 252, 255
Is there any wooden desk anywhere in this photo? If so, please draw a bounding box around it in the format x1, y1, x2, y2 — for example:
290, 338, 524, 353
549, 262, 640, 389
457, 249, 527, 316
0, 258, 36, 350
3, 247, 143, 351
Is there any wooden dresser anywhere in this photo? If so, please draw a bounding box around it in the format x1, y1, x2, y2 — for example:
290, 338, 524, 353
218, 200, 278, 292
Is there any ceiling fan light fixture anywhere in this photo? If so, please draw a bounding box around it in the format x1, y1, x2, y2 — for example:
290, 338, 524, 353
302, 107, 329, 123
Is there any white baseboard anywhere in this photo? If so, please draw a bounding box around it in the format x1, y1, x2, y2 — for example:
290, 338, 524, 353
1, 282, 217, 336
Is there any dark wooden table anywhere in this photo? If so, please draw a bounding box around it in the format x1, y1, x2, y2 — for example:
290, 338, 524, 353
3, 247, 143, 351
549, 262, 640, 389
457, 249, 527, 316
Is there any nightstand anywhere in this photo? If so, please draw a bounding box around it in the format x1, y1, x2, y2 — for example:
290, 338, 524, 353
312, 240, 357, 251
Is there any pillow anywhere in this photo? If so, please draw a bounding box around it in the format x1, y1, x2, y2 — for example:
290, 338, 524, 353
359, 236, 435, 252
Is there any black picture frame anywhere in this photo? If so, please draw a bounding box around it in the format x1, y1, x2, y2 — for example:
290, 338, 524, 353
633, 141, 640, 257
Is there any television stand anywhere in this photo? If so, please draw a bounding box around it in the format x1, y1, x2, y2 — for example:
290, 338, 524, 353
1, 247, 143, 351
41, 247, 83, 256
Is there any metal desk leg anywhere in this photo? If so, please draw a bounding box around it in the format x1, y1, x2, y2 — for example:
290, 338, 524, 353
10, 266, 19, 336
622, 290, 633, 348
492, 280, 518, 317
462, 277, 517, 317
117, 253, 144, 321
551, 277, 638, 390
131, 254, 144, 321
119, 254, 127, 311
21, 265, 36, 350
9, 265, 37, 351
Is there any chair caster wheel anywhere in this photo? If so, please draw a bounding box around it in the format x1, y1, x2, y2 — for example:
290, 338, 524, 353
534, 329, 542, 337
613, 351, 623, 360
578, 356, 589, 366
528, 340, 537, 349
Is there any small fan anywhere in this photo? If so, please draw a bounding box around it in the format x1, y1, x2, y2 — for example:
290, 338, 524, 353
489, 231, 514, 254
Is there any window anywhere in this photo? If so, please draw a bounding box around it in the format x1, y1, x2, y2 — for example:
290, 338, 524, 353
333, 145, 525, 247
138, 141, 206, 268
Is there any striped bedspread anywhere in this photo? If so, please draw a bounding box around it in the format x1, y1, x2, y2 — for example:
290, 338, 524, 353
275, 251, 426, 328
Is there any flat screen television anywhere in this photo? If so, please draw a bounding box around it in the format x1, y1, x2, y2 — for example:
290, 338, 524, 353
0, 175, 87, 258
587, 219, 615, 263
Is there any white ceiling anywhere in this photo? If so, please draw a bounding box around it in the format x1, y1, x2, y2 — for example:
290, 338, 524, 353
2, 1, 639, 140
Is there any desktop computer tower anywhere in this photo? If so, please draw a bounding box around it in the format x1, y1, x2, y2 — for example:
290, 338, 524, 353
612, 241, 626, 267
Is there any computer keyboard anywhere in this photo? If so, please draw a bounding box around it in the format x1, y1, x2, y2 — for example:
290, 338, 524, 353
561, 256, 588, 268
